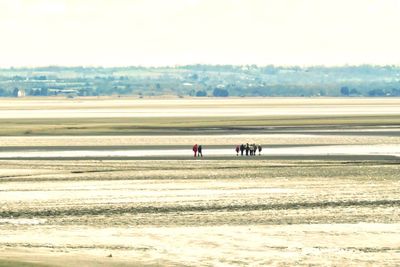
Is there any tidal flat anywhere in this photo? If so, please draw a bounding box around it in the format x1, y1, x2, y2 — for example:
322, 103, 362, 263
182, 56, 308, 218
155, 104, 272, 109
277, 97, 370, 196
0, 97, 399, 266
0, 159, 400, 266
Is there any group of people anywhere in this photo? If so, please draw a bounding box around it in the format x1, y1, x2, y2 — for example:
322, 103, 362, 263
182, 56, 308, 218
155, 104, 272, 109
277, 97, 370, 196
236, 143, 262, 156
192, 144, 203, 158
192, 143, 262, 158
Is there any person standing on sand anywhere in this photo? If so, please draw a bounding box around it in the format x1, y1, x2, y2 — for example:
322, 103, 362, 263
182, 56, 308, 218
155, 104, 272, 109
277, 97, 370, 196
235, 145, 240, 156
240, 144, 245, 156
258, 144, 262, 155
246, 143, 249, 156
193, 144, 198, 158
198, 145, 203, 158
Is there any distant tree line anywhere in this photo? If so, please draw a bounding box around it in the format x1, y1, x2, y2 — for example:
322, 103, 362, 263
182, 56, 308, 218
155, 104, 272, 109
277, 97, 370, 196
0, 65, 399, 97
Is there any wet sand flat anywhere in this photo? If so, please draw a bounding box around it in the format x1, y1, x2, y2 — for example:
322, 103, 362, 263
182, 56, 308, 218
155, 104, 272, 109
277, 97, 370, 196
1, 133, 400, 147
1, 98, 400, 266
1, 159, 400, 266
1, 97, 400, 136
0, 144, 399, 159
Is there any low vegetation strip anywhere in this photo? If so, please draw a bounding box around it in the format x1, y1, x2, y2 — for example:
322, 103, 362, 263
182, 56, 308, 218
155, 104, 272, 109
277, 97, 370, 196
1, 114, 400, 136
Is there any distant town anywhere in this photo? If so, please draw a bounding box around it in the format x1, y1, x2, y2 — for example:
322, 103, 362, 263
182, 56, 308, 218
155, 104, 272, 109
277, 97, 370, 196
1, 65, 399, 98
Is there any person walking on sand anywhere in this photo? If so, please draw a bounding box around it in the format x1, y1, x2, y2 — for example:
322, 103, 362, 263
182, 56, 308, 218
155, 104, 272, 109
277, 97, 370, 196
245, 143, 249, 156
235, 145, 240, 156
258, 144, 262, 155
240, 144, 245, 156
193, 144, 198, 158
198, 145, 203, 158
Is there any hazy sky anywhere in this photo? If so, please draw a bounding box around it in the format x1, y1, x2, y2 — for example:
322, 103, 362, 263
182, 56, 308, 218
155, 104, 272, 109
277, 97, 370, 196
1, 0, 399, 67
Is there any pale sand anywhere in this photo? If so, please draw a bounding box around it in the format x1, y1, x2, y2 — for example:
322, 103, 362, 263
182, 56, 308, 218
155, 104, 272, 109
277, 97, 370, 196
0, 97, 400, 118
1, 159, 399, 266
1, 134, 400, 147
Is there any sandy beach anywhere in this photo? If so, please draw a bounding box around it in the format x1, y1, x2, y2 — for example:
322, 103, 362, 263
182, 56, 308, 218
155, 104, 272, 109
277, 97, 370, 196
0, 98, 399, 266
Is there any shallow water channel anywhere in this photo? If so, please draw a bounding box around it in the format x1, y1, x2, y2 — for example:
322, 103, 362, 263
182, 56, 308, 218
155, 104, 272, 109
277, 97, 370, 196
0, 144, 399, 158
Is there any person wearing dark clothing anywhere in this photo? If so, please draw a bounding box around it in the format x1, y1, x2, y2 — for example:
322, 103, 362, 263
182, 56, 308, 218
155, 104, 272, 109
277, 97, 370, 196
240, 144, 245, 156
235, 145, 240, 156
258, 144, 262, 155
198, 145, 203, 158
245, 143, 249, 156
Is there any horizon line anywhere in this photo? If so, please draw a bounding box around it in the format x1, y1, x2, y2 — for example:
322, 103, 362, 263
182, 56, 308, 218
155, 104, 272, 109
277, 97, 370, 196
1, 63, 400, 70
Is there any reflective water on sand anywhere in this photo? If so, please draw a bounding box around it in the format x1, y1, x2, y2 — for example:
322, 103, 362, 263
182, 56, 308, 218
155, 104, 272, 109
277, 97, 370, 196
0, 144, 399, 158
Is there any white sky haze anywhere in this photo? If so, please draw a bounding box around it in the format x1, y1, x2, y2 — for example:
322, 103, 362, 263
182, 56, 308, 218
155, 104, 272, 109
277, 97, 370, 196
0, 0, 399, 67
